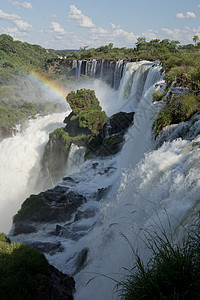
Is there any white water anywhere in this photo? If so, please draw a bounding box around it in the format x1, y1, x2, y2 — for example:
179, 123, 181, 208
4, 61, 200, 299
0, 111, 69, 233
66, 144, 86, 175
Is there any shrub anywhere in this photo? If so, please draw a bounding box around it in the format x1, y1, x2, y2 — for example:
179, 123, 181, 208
0, 235, 50, 300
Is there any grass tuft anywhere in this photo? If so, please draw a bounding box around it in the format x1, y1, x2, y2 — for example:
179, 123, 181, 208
118, 231, 200, 299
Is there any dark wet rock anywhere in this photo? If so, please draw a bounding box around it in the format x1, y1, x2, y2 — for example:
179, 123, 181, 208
55, 227, 87, 241
55, 224, 63, 236
85, 111, 134, 158
98, 166, 116, 175
47, 265, 75, 300
74, 248, 89, 274
74, 208, 96, 221
63, 176, 77, 183
109, 111, 134, 135
92, 162, 99, 169
85, 133, 125, 158
13, 186, 86, 229
97, 186, 112, 201
13, 222, 36, 236
29, 264, 75, 300
26, 241, 64, 256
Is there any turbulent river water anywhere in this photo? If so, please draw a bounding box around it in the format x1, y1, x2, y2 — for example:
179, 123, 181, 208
1, 61, 200, 299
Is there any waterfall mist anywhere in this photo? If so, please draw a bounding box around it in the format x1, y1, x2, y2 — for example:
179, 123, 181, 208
0, 112, 68, 233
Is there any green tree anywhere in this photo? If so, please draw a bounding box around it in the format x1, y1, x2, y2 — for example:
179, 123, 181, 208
193, 35, 199, 46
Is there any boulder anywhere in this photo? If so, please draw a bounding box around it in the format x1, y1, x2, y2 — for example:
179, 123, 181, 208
13, 186, 86, 227
109, 111, 134, 135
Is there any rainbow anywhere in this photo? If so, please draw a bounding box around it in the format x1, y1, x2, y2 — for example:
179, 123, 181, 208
30, 70, 69, 103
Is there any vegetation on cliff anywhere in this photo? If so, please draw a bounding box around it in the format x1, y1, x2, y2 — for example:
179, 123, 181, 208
45, 88, 107, 156
0, 232, 75, 299
66, 89, 107, 136
153, 93, 199, 137
0, 233, 50, 299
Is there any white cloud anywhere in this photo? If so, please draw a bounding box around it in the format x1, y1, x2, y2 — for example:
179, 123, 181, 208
176, 11, 196, 19
9, 1, 33, 9
50, 22, 65, 33
68, 5, 95, 28
110, 23, 121, 29
198, 4, 200, 8
50, 14, 57, 19
114, 28, 137, 43
0, 9, 32, 30
142, 29, 159, 41
1, 27, 29, 39
161, 27, 195, 43
14, 19, 31, 30
91, 27, 109, 35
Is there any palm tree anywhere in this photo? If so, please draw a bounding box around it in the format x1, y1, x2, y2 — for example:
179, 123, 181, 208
193, 35, 199, 46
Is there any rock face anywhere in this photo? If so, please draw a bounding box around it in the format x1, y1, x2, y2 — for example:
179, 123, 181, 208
64, 112, 91, 138
29, 265, 75, 300
109, 112, 135, 134
85, 111, 134, 158
13, 186, 86, 231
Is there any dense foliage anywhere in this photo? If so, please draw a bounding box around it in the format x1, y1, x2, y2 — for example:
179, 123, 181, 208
0, 34, 49, 70
66, 89, 107, 135
48, 128, 86, 155
0, 34, 67, 139
0, 233, 50, 300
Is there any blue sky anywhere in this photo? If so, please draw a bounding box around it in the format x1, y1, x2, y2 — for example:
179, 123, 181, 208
0, 0, 200, 49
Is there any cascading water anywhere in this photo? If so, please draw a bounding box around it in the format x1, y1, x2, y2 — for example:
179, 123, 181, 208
85, 59, 98, 78
100, 59, 104, 80
72, 59, 124, 89
66, 144, 86, 175
5, 60, 200, 300
113, 59, 124, 89
76, 60, 82, 78
0, 111, 68, 233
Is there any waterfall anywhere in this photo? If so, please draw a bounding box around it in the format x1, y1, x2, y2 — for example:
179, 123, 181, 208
113, 59, 124, 89
72, 60, 77, 70
72, 59, 124, 88
100, 59, 104, 80
66, 144, 86, 175
76, 60, 82, 78
6, 61, 200, 300
0, 111, 68, 233
73, 63, 165, 299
